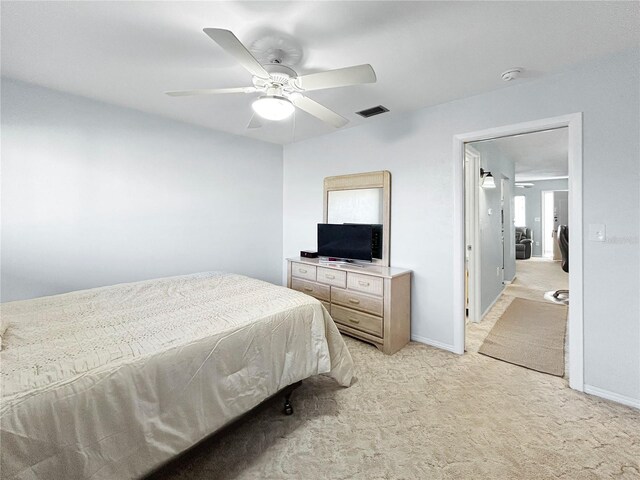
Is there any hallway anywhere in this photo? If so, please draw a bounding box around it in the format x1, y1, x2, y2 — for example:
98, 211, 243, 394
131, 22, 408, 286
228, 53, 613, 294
505, 258, 568, 301
466, 258, 569, 377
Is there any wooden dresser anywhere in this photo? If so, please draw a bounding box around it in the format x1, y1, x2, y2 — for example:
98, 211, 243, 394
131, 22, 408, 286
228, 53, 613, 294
286, 257, 411, 354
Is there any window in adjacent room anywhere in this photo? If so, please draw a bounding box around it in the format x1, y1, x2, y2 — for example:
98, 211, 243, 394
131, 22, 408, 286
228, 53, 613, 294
514, 195, 526, 227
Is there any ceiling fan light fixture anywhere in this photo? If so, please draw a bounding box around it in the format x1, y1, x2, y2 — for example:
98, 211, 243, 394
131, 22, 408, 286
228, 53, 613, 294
251, 95, 295, 121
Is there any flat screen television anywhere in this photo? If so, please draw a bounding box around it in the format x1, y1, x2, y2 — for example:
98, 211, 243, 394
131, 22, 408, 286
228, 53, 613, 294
345, 223, 383, 259
317, 224, 373, 261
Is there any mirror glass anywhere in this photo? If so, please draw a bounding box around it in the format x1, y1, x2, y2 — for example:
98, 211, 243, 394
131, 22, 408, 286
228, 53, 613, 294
327, 188, 383, 225
324, 171, 390, 266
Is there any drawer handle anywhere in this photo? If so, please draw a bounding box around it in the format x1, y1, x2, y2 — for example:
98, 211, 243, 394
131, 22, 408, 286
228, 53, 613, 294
303, 287, 313, 292
348, 317, 361, 324
348, 298, 361, 305
299, 269, 308, 274
358, 281, 370, 286
325, 274, 335, 279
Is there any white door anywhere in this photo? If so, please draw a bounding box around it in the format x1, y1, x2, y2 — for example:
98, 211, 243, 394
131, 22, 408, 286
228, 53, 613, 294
552, 191, 569, 260
500, 178, 514, 283
500, 179, 506, 283
464, 146, 481, 323
542, 191, 554, 258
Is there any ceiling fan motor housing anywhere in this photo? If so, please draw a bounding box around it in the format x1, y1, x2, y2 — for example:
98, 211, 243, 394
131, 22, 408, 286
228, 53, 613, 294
265, 86, 284, 97
265, 63, 297, 79
270, 72, 293, 86
253, 64, 301, 95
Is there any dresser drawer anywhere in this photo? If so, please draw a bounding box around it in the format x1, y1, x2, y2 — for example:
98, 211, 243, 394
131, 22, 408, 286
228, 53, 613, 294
347, 272, 384, 297
332, 305, 383, 338
320, 301, 331, 313
291, 262, 317, 281
331, 288, 383, 317
290, 278, 330, 302
316, 267, 347, 288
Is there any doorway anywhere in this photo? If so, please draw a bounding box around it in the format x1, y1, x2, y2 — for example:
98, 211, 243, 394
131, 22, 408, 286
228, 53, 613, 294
453, 114, 584, 392
465, 130, 570, 378
542, 190, 569, 259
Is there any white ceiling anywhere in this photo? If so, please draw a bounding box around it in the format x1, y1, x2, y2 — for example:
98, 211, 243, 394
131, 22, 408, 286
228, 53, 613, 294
473, 128, 569, 182
2, 2, 638, 144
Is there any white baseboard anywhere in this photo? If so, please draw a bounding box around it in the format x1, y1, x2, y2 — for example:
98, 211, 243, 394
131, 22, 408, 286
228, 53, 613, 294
584, 385, 640, 409
411, 334, 458, 354
481, 285, 506, 319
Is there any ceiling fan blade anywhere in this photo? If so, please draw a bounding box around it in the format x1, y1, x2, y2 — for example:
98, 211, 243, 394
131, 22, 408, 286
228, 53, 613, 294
247, 113, 262, 129
165, 87, 257, 97
290, 95, 348, 128
295, 64, 376, 92
203, 28, 270, 80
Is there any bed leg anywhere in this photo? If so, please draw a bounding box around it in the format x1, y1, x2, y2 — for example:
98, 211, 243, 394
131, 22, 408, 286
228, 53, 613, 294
283, 399, 294, 415
283, 381, 302, 415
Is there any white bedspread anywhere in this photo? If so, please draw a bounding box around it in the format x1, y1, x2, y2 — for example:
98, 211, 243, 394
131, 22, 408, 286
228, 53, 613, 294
0, 272, 353, 479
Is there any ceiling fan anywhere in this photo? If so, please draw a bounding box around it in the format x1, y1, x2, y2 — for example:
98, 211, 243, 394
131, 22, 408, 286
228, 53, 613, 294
166, 28, 377, 128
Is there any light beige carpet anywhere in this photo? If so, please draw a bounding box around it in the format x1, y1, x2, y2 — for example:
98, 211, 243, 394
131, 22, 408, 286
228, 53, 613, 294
468, 258, 571, 378
148, 337, 640, 480
507, 257, 568, 293
478, 297, 567, 376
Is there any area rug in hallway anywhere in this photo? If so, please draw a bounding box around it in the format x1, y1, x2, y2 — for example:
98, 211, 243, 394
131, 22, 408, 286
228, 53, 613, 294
478, 297, 567, 376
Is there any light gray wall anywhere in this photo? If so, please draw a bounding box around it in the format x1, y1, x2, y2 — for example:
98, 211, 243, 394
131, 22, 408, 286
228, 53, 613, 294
472, 142, 516, 314
1, 78, 283, 301
518, 179, 569, 256
282, 49, 639, 402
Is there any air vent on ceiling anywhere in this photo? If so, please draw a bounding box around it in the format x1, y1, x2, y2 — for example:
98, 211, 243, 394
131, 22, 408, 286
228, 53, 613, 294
356, 105, 389, 118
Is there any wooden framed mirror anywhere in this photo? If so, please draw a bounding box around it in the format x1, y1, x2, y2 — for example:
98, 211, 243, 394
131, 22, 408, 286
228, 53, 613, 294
323, 170, 391, 266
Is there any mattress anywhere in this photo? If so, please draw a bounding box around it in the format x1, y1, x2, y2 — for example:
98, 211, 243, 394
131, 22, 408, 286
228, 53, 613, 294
0, 272, 354, 479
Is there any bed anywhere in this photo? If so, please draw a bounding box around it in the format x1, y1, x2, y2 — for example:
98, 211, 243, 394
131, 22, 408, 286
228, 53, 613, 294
0, 272, 354, 479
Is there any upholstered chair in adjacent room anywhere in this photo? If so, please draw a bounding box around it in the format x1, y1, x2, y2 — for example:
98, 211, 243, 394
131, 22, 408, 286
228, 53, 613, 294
515, 227, 533, 259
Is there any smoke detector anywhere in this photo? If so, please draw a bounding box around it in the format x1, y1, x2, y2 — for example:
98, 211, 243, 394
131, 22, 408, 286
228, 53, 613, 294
501, 68, 522, 82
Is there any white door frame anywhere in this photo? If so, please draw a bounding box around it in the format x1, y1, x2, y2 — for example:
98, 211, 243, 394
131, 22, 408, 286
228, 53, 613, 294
452, 113, 584, 392
464, 146, 481, 323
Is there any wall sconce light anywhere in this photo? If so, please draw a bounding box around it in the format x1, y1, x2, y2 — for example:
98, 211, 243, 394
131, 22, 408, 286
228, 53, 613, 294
480, 168, 496, 189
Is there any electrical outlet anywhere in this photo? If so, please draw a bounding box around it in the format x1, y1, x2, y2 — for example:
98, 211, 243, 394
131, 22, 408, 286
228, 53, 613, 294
534, 217, 541, 222
535, 241, 540, 246
497, 266, 500, 276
